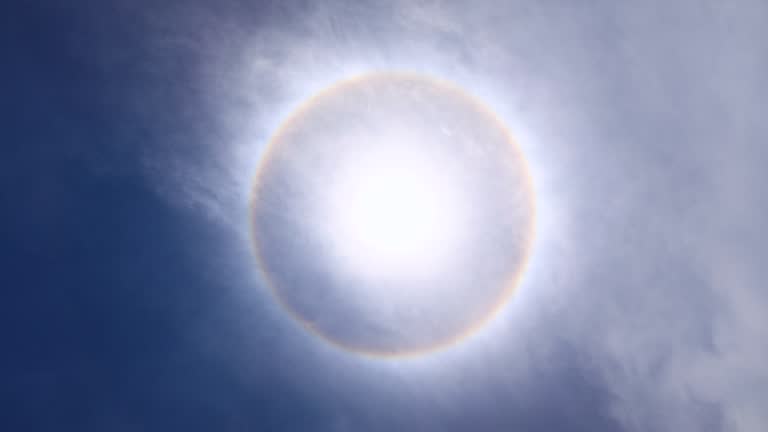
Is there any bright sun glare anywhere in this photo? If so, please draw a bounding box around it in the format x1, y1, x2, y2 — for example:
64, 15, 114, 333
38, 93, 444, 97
323, 148, 466, 281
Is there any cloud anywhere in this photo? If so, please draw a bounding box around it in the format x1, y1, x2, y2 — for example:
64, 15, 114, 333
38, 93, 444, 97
545, 1, 768, 430
104, 1, 767, 430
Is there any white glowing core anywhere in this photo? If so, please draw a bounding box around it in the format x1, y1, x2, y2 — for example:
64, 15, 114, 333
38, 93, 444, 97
322, 148, 467, 280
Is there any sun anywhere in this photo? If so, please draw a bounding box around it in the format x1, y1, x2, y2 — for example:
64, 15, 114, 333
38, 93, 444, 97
322, 146, 467, 281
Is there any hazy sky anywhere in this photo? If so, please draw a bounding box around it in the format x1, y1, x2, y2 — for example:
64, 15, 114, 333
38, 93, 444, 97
4, 1, 767, 431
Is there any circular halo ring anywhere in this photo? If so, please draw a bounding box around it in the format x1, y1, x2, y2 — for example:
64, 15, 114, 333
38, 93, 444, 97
250, 72, 536, 359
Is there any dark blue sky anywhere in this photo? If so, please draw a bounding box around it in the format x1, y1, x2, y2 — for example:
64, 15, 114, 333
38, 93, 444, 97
3, 1, 766, 431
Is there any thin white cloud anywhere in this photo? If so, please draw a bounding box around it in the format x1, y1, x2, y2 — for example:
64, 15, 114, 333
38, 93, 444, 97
126, 1, 767, 430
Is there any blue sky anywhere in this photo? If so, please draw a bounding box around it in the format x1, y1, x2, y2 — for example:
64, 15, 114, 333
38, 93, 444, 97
3, 1, 766, 431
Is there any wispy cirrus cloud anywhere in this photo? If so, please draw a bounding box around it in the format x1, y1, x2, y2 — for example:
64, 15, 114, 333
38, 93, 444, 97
94, 1, 767, 430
